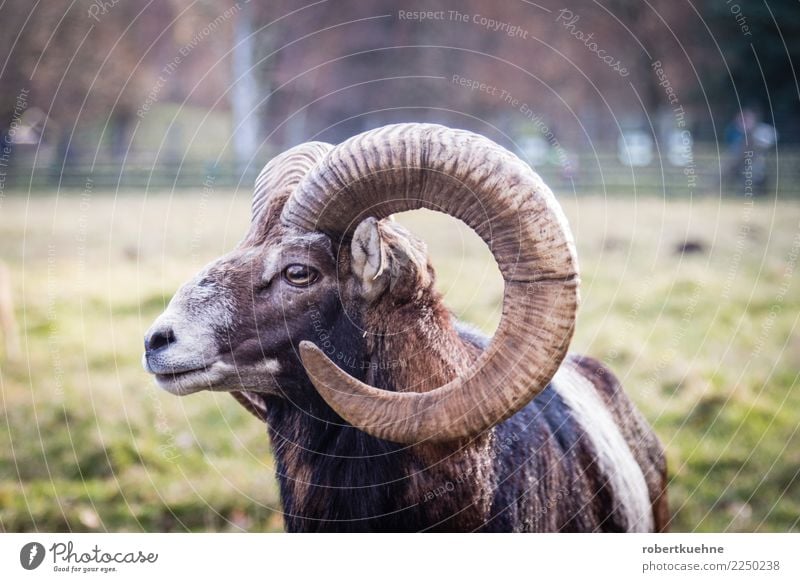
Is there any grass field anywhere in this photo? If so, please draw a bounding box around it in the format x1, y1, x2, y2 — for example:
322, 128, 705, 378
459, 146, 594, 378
1, 190, 798, 532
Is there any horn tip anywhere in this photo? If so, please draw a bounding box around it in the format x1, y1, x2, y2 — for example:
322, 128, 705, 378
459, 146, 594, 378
298, 341, 339, 387
298, 340, 323, 360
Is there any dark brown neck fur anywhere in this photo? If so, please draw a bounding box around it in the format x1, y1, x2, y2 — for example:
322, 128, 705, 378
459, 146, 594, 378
362, 287, 498, 531
263, 286, 497, 531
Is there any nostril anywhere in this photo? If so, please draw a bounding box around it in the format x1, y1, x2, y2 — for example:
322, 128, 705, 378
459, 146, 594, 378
146, 327, 175, 353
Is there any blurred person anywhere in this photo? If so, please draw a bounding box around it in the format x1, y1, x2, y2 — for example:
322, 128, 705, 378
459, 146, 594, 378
724, 108, 776, 196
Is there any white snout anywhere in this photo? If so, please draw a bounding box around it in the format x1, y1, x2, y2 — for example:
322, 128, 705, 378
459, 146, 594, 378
143, 283, 231, 395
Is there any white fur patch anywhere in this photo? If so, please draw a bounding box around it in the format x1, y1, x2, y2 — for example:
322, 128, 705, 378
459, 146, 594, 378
262, 247, 282, 280
553, 363, 654, 532
260, 358, 281, 375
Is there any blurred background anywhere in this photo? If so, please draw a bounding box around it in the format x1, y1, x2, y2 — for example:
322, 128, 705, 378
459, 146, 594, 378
0, 0, 798, 532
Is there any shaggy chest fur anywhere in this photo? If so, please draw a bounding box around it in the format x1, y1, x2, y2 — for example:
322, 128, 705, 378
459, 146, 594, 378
259, 379, 655, 532
262, 395, 494, 532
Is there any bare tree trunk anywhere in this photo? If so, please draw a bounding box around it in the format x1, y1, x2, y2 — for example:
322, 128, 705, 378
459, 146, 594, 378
0, 261, 20, 362
232, 2, 260, 177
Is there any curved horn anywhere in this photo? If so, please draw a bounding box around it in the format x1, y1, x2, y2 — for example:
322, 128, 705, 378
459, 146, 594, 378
281, 123, 579, 443
245, 141, 333, 244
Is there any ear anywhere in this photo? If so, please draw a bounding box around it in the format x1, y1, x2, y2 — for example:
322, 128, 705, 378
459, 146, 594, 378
351, 217, 432, 303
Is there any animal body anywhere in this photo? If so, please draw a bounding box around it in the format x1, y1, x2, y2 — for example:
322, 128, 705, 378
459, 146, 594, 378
143, 123, 668, 532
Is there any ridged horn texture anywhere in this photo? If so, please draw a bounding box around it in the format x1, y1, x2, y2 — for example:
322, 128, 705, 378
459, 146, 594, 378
245, 141, 333, 242
281, 123, 580, 444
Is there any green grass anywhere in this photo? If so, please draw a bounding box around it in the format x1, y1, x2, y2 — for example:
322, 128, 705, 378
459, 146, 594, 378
1, 191, 798, 532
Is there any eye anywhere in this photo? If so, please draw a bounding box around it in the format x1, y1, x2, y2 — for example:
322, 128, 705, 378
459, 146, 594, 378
282, 264, 319, 287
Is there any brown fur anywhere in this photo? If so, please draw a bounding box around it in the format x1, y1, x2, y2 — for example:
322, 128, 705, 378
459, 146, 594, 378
570, 355, 670, 531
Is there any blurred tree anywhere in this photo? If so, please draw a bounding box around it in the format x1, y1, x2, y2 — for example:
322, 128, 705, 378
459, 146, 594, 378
245, 0, 710, 151
232, 0, 260, 172
2, 0, 796, 176
0, 0, 241, 170
0, 0, 153, 164
698, 0, 800, 142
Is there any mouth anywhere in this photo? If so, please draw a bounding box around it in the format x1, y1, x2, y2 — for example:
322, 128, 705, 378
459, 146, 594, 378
144, 353, 239, 395
143, 351, 219, 394
144, 353, 280, 396
152, 365, 212, 394
154, 365, 209, 382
